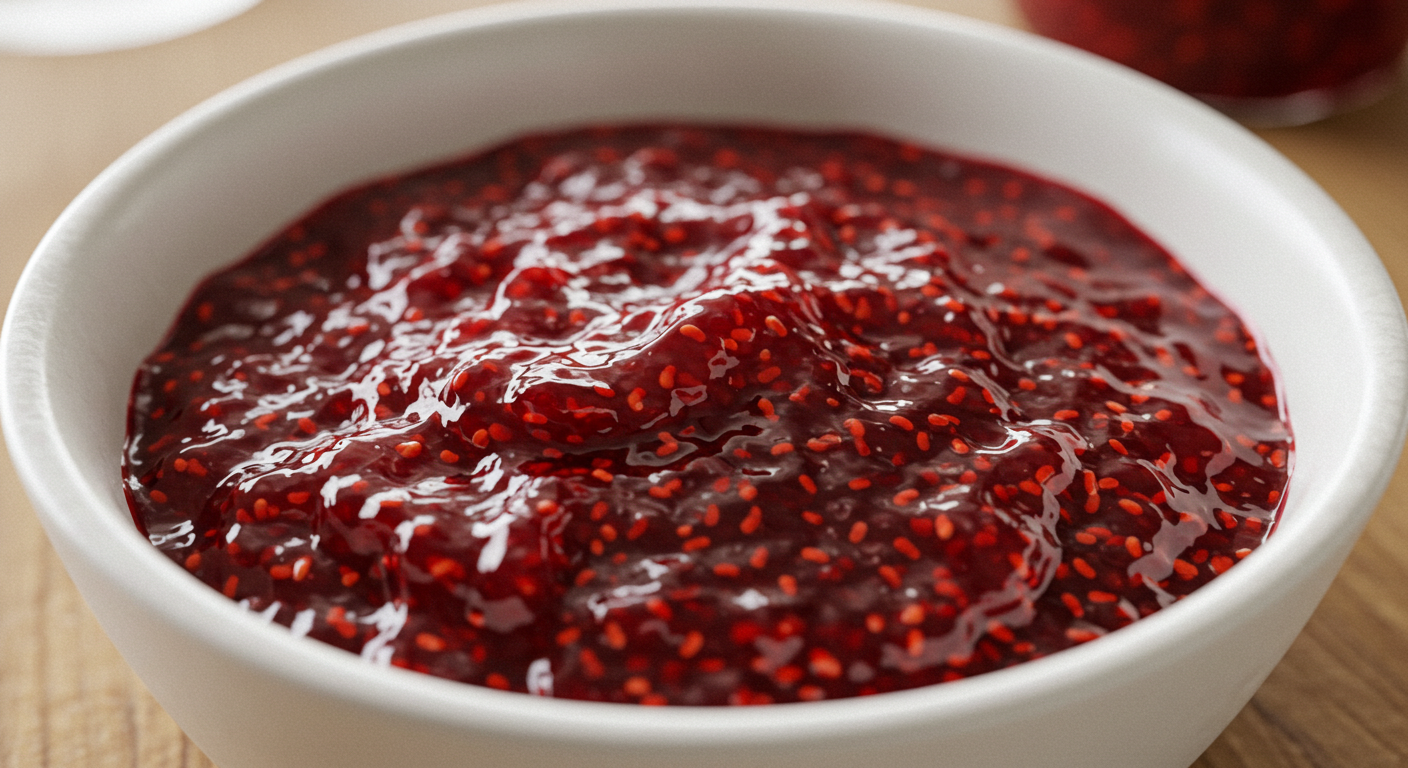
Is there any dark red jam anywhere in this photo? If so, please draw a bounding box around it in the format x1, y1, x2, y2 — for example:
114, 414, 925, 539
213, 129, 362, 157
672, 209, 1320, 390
125, 125, 1290, 705
1018, 0, 1408, 103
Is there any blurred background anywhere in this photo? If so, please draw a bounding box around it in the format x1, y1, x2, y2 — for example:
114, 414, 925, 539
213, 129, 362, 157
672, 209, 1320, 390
2, 1, 1406, 766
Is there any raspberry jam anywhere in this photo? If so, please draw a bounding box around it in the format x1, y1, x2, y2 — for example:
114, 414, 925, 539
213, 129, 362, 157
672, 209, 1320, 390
1018, 0, 1408, 125
125, 125, 1290, 705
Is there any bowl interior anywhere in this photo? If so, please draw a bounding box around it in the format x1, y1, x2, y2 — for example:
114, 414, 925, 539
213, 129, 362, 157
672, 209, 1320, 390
5, 0, 1405, 745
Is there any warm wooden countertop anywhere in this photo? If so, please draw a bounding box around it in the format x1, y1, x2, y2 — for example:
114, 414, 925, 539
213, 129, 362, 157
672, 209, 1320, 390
2, 1, 1406, 765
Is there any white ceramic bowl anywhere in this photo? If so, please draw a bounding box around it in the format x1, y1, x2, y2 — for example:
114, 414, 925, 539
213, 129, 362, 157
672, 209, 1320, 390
4, 2, 1406, 767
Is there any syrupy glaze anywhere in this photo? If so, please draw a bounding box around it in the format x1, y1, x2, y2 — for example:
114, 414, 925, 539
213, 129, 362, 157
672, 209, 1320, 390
124, 125, 1290, 705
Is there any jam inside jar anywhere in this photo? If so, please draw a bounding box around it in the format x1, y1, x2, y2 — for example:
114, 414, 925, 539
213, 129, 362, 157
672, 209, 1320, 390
1018, 0, 1408, 125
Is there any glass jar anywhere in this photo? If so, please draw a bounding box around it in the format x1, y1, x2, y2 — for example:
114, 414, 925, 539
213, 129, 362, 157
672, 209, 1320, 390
1017, 0, 1408, 125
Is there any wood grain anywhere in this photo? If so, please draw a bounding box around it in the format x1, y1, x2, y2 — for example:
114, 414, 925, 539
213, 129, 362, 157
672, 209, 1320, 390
1, 2, 1405, 766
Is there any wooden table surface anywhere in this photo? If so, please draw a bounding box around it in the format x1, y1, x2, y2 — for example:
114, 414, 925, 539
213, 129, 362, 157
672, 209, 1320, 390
2, 1, 1406, 765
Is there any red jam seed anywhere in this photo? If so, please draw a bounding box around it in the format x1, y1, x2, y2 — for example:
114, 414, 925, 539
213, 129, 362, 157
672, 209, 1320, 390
124, 124, 1289, 706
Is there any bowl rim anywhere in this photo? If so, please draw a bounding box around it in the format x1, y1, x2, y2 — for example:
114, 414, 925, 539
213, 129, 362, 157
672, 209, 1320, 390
4, 0, 1407, 747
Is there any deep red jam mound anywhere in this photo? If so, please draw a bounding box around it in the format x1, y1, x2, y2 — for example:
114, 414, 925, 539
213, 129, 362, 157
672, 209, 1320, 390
125, 125, 1290, 705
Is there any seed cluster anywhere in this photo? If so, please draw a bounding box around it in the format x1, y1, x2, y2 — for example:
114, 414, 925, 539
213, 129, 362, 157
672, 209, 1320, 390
125, 125, 1290, 705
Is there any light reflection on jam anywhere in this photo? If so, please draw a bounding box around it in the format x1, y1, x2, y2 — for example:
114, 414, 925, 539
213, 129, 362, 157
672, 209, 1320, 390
125, 125, 1290, 705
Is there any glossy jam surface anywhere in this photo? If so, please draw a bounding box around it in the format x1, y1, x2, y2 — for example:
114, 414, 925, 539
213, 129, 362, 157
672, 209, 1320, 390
1019, 0, 1408, 101
125, 125, 1290, 705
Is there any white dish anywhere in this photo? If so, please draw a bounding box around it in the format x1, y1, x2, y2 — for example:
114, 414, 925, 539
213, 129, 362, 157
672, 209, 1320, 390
3, 2, 1406, 767
0, 0, 262, 56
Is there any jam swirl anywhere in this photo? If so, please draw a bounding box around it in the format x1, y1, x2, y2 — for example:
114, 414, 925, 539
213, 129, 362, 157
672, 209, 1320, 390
125, 125, 1290, 705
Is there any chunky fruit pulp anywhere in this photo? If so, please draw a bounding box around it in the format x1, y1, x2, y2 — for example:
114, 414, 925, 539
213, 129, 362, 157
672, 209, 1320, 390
125, 125, 1290, 705
1018, 0, 1408, 100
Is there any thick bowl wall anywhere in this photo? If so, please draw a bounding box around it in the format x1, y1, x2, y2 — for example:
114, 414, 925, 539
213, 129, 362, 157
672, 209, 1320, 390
4, 2, 1406, 767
